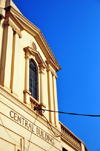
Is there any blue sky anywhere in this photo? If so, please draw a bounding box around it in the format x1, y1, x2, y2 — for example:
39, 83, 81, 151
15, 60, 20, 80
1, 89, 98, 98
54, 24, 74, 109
13, 0, 100, 150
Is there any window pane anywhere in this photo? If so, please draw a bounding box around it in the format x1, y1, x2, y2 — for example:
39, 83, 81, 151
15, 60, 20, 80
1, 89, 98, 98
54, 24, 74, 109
29, 59, 37, 100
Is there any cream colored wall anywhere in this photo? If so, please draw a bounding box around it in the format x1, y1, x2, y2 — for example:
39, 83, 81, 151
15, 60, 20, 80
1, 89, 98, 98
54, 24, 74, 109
19, 30, 50, 119
0, 1, 88, 151
0, 5, 59, 147
19, 30, 47, 101
0, 19, 4, 71
0, 15, 59, 129
21, 30, 46, 61
61, 141, 76, 151
0, 90, 61, 151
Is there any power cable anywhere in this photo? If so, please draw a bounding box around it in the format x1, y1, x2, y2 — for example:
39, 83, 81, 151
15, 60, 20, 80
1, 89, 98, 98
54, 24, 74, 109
34, 107, 100, 117
42, 114, 61, 137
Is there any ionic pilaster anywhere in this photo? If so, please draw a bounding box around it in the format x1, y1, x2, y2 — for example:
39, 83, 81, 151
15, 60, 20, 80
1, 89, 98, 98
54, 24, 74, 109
47, 65, 57, 79
47, 64, 58, 126
52, 74, 59, 127
23, 50, 31, 105
4, 18, 22, 38
12, 33, 20, 96
47, 68, 55, 124
0, 25, 13, 91
39, 64, 46, 109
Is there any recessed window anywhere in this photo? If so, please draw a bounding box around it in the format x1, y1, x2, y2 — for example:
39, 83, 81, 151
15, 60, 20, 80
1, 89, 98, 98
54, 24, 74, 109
29, 59, 37, 100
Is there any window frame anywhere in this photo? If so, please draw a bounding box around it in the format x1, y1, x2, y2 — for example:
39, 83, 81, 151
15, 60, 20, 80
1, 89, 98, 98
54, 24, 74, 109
24, 46, 46, 107
29, 59, 38, 101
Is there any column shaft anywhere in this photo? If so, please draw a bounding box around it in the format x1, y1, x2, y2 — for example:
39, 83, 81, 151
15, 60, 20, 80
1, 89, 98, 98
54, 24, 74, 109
24, 53, 30, 104
39, 67, 46, 113
40, 70, 43, 104
48, 70, 54, 124
54, 75, 59, 127
1, 25, 13, 90
81, 143, 85, 151
0, 18, 4, 73
12, 33, 20, 96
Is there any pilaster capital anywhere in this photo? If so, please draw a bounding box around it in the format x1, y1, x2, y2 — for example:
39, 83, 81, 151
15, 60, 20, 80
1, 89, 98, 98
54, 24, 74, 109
46, 65, 51, 72
24, 48, 31, 59
47, 65, 57, 79
4, 19, 22, 38
13, 28, 22, 38
39, 64, 45, 74
52, 72, 57, 79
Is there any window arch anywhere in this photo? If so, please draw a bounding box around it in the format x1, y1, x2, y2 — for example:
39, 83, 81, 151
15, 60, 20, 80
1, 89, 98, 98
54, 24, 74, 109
29, 59, 38, 100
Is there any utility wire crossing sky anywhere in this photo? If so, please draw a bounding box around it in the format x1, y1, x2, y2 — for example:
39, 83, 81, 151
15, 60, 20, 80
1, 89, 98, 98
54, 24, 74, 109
34, 107, 100, 117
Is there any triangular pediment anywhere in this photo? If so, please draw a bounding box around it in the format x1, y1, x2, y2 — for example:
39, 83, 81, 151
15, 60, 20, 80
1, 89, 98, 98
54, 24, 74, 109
5, 4, 61, 71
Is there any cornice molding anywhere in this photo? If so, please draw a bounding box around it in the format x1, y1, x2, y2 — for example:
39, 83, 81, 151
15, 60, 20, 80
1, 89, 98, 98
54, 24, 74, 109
46, 58, 59, 72
59, 121, 88, 151
5, 6, 61, 71
37, 31, 61, 71
24, 46, 46, 69
61, 135, 80, 151
60, 121, 82, 142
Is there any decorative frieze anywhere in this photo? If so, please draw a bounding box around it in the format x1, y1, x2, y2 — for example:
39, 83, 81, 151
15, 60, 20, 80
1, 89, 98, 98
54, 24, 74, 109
60, 122, 81, 151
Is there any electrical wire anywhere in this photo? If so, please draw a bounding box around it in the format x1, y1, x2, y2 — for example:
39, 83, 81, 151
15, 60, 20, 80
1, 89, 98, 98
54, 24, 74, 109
38, 108, 100, 117
26, 113, 39, 151
0, 116, 27, 150
42, 114, 61, 137
0, 113, 39, 151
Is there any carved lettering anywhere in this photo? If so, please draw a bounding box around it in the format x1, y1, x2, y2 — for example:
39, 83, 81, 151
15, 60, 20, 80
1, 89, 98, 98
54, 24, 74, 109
17, 115, 21, 123
36, 127, 54, 145
10, 110, 14, 118
9, 110, 54, 145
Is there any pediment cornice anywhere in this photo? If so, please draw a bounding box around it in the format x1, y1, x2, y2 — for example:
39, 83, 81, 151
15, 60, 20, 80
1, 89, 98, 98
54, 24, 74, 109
24, 46, 46, 68
5, 6, 61, 71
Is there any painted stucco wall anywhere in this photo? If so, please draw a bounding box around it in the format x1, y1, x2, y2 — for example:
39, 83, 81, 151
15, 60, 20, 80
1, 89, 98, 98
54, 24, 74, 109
0, 1, 88, 151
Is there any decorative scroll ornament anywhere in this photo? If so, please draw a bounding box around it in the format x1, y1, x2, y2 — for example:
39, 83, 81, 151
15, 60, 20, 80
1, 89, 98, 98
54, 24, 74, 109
32, 42, 37, 51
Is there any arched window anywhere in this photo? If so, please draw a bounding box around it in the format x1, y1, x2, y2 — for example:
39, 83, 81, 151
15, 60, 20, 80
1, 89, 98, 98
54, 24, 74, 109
29, 59, 38, 100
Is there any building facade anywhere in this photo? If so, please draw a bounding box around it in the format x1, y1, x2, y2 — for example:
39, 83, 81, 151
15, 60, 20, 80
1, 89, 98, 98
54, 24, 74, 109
0, 0, 88, 151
